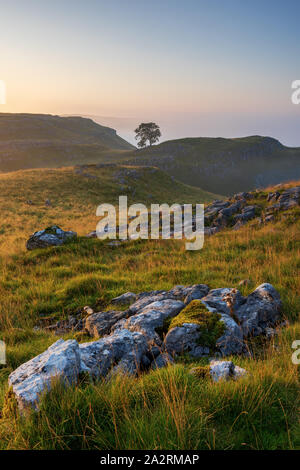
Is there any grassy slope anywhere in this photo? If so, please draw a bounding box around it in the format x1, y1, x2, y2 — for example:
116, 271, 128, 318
125, 136, 300, 195
0, 179, 299, 450
0, 164, 220, 255
0, 113, 134, 172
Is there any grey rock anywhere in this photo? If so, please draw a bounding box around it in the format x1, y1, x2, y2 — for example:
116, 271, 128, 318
165, 323, 202, 356
123, 299, 184, 342
26, 225, 77, 250
201, 288, 245, 315
216, 314, 244, 356
151, 353, 174, 369
184, 284, 210, 304
111, 292, 137, 306
233, 192, 252, 201
79, 329, 148, 377
85, 310, 128, 338
234, 205, 257, 223
235, 283, 282, 336
8, 339, 81, 410
209, 360, 234, 382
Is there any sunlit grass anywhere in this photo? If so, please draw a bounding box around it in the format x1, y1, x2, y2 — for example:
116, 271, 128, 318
0, 175, 299, 449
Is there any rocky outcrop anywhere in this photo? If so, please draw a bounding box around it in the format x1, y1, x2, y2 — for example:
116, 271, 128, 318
8, 282, 282, 410
204, 185, 300, 234
26, 226, 77, 250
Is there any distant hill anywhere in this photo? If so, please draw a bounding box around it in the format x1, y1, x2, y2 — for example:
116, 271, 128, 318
126, 136, 300, 195
0, 113, 134, 172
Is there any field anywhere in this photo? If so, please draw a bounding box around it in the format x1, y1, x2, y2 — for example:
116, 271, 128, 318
0, 168, 299, 450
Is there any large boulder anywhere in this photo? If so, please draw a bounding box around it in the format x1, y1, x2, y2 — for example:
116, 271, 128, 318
26, 225, 77, 250
8, 339, 81, 411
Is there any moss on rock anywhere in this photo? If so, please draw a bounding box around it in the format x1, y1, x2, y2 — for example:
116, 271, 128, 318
168, 300, 225, 348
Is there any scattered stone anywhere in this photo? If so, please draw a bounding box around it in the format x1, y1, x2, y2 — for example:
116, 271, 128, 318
111, 292, 137, 306
234, 205, 257, 223
184, 284, 210, 304
235, 283, 282, 336
209, 360, 234, 382
151, 353, 174, 369
26, 226, 77, 250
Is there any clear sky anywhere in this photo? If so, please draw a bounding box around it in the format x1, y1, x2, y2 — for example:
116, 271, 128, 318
1, 0, 300, 145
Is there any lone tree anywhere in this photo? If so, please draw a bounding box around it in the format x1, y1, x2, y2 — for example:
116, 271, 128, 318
134, 122, 161, 148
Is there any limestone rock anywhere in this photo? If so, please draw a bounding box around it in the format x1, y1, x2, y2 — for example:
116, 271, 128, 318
111, 292, 137, 306
26, 226, 76, 250
235, 283, 282, 336
151, 353, 174, 369
79, 329, 148, 377
85, 310, 127, 338
8, 339, 81, 410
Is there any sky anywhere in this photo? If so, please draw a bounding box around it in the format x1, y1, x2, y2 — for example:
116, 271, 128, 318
1, 0, 300, 145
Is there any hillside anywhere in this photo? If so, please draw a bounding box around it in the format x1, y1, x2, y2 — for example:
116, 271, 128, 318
0, 180, 299, 449
126, 136, 300, 195
0, 113, 134, 172
0, 164, 220, 254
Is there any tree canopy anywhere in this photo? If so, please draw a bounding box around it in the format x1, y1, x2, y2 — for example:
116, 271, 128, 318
134, 122, 161, 148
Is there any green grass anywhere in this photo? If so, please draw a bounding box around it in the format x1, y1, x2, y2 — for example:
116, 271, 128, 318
0, 113, 135, 172
0, 177, 299, 450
